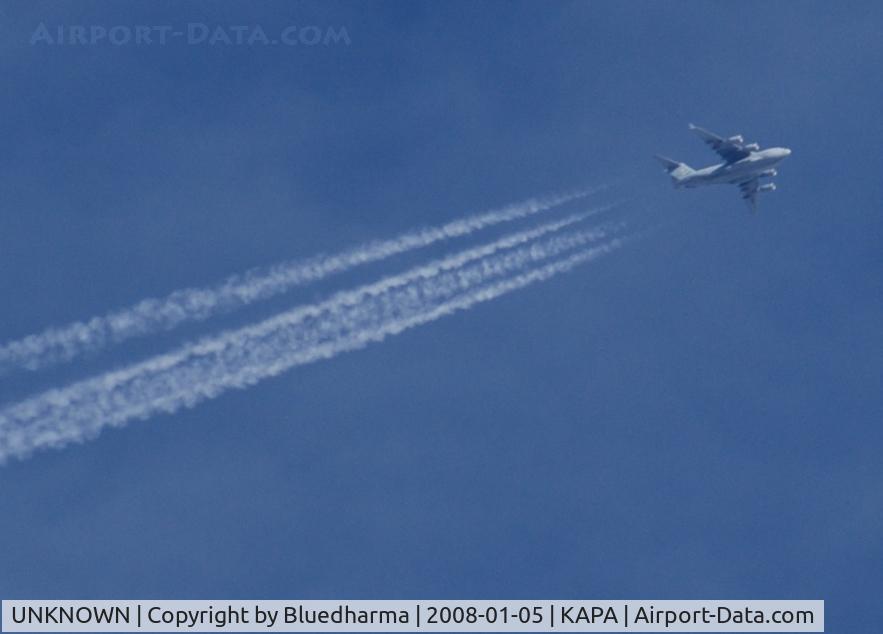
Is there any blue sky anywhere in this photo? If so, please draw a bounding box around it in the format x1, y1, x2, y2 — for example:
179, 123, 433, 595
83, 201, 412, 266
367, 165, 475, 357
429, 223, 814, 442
0, 0, 881, 630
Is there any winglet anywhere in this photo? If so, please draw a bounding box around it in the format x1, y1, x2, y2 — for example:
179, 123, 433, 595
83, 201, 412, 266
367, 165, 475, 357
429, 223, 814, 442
744, 197, 758, 214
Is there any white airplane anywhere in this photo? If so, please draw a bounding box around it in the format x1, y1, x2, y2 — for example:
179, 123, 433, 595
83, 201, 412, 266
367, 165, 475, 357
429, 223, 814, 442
655, 124, 791, 212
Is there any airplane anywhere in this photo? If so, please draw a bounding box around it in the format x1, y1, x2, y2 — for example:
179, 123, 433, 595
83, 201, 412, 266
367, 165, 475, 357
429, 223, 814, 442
655, 124, 791, 212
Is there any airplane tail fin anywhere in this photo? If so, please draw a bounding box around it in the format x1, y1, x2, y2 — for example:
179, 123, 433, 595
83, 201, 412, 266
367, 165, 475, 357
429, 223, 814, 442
654, 155, 694, 187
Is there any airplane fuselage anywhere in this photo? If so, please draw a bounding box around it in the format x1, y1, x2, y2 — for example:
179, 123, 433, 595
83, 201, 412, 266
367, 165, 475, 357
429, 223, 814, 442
678, 147, 792, 188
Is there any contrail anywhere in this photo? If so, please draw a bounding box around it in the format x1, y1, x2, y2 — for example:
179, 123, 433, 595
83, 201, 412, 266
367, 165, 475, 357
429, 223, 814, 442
0, 186, 608, 375
0, 217, 628, 463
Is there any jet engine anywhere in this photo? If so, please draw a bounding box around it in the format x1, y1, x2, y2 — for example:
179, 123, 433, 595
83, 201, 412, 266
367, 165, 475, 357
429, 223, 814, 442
743, 143, 760, 151
758, 183, 777, 193
728, 135, 744, 144
760, 169, 777, 177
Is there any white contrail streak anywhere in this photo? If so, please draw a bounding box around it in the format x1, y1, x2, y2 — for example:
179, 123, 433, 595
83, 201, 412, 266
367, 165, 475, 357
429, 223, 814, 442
0, 217, 628, 463
0, 186, 608, 374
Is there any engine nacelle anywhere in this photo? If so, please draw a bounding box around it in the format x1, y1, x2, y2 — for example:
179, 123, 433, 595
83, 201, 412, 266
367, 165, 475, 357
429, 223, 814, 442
758, 183, 777, 193
744, 143, 760, 151
728, 135, 744, 144
760, 169, 777, 178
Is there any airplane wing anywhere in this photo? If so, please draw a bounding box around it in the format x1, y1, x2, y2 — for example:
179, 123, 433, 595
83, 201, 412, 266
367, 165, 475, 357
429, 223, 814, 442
689, 123, 751, 163
738, 178, 759, 213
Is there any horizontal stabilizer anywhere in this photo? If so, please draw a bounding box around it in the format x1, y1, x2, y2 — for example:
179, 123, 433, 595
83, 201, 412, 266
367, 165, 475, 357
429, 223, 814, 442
654, 155, 694, 186
654, 154, 682, 173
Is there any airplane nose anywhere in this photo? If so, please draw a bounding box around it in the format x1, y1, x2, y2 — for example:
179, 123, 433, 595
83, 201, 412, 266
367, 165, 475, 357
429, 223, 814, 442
781, 148, 792, 157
